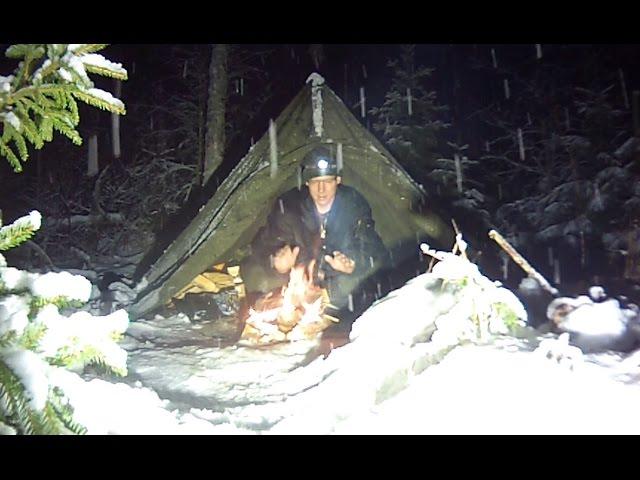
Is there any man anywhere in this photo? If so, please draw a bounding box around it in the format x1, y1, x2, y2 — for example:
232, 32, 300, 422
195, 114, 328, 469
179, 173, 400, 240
239, 144, 390, 322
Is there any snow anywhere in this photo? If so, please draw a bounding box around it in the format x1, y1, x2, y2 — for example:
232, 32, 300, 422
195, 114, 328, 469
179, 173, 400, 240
557, 300, 627, 336
0, 238, 135, 433
0, 295, 30, 336
534, 333, 584, 369
305, 72, 325, 87
79, 53, 127, 78
0, 267, 33, 291
269, 119, 278, 177
58, 67, 73, 82
35, 306, 129, 370
30, 271, 92, 302
32, 60, 52, 83
309, 75, 324, 137
3, 210, 42, 232
5, 111, 21, 130
331, 343, 640, 434
80, 87, 125, 111
0, 423, 16, 435
47, 367, 236, 434
6, 241, 640, 434
3, 349, 50, 411
65, 53, 91, 86
0, 74, 14, 93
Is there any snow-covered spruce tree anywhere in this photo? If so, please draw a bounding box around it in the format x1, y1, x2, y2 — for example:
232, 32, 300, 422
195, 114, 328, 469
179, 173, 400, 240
0, 211, 129, 434
490, 81, 634, 260
462, 46, 636, 278
429, 141, 492, 230
370, 45, 449, 186
0, 44, 127, 173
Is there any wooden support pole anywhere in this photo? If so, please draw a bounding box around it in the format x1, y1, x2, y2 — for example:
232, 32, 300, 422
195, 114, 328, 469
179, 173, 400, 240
488, 229, 558, 296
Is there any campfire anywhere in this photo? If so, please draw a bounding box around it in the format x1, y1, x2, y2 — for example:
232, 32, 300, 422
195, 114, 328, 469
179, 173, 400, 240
239, 262, 339, 345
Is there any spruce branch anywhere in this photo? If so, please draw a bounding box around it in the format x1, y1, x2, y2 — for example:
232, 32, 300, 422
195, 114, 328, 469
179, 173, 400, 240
0, 217, 39, 250
70, 44, 108, 55
1, 44, 127, 172
71, 88, 126, 115
0, 360, 40, 434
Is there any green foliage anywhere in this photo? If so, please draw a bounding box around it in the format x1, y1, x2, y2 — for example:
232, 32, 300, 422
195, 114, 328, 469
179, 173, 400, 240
0, 211, 129, 434
0, 359, 44, 434
494, 302, 521, 332
46, 386, 87, 435
0, 217, 39, 251
52, 342, 127, 377
29, 295, 83, 317
19, 323, 47, 351
0, 331, 18, 349
0, 360, 87, 434
371, 45, 449, 183
0, 43, 127, 172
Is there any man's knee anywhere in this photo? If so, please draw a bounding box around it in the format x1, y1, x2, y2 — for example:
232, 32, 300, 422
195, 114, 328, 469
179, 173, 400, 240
240, 257, 284, 294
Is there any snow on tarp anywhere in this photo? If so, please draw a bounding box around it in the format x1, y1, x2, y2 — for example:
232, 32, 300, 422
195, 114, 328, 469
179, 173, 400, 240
306, 72, 324, 137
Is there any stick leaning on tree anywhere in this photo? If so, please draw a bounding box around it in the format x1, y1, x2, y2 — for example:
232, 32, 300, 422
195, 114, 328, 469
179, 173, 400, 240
488, 229, 559, 297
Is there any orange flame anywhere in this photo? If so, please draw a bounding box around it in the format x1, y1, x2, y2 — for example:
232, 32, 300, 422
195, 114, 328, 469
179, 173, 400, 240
240, 260, 336, 344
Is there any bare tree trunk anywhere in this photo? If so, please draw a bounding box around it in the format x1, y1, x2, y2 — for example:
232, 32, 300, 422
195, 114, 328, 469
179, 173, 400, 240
202, 44, 229, 187
87, 133, 99, 177
196, 78, 206, 183
111, 79, 122, 159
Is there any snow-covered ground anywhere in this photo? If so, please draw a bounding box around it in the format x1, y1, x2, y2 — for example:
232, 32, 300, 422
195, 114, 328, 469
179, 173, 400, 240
49, 251, 640, 435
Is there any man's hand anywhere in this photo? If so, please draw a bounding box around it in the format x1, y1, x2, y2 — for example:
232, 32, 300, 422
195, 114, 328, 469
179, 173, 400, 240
324, 250, 355, 274
272, 245, 300, 274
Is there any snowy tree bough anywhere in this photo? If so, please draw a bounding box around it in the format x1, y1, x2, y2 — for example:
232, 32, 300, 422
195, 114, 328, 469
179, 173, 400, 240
0, 211, 129, 434
0, 44, 127, 173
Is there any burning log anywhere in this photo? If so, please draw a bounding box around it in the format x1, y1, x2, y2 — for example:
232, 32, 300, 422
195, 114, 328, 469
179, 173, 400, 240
239, 263, 338, 345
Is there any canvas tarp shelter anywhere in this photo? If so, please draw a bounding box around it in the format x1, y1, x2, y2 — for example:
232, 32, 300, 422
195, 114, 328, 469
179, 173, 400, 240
131, 74, 452, 318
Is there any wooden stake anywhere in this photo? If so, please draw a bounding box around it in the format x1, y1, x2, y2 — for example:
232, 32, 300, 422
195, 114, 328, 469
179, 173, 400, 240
450, 218, 468, 260
488, 229, 559, 296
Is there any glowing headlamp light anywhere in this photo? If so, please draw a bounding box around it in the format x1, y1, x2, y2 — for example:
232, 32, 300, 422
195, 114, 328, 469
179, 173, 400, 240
317, 159, 329, 169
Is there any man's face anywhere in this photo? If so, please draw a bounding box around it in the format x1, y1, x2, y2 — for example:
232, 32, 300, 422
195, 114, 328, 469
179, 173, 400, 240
306, 175, 341, 213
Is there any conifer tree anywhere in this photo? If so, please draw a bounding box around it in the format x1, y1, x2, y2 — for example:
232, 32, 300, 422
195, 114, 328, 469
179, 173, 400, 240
0, 44, 129, 434
370, 45, 449, 185
0, 44, 127, 173
0, 211, 129, 434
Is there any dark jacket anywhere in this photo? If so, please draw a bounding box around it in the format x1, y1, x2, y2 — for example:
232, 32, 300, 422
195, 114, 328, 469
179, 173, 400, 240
240, 185, 390, 309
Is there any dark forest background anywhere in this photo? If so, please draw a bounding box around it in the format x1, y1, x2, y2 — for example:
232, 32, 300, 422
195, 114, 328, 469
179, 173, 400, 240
2, 44, 639, 298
